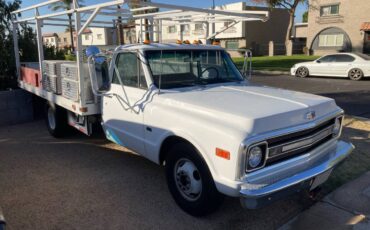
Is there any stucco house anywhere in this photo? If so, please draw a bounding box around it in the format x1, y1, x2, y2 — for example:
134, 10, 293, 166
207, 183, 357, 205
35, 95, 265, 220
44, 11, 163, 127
43, 33, 58, 48
305, 0, 370, 55
136, 2, 290, 56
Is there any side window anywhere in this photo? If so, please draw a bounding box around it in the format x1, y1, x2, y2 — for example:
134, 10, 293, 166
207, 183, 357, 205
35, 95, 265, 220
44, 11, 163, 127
319, 55, 336, 63
335, 55, 355, 62
112, 52, 147, 89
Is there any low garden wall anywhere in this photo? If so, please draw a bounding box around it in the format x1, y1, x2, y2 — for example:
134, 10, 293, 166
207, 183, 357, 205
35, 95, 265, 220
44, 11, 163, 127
0, 89, 34, 127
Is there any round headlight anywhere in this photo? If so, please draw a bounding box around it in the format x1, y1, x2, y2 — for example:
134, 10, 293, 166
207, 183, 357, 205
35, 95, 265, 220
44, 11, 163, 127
333, 117, 341, 136
248, 146, 263, 168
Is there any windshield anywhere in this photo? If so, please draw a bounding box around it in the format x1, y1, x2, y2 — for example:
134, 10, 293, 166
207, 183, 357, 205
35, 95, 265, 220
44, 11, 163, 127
144, 49, 243, 89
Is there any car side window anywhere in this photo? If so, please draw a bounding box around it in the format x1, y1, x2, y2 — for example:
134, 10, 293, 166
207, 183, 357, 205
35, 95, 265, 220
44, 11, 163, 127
112, 52, 147, 89
335, 55, 355, 62
319, 55, 336, 63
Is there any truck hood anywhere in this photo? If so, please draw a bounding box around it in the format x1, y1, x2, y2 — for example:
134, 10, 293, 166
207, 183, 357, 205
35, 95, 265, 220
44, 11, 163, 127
160, 83, 340, 135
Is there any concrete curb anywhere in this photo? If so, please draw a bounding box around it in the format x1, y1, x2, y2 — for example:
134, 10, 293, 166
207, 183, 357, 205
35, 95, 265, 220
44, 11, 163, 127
279, 171, 370, 230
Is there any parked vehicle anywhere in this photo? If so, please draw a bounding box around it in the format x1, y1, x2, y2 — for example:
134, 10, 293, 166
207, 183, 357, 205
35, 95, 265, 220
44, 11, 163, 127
12, 0, 354, 217
291, 53, 370, 80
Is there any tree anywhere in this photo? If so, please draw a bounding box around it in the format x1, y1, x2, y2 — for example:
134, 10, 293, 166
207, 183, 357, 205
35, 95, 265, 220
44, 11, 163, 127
0, 0, 22, 89
49, 0, 84, 52
252, 0, 307, 55
302, 11, 308, 23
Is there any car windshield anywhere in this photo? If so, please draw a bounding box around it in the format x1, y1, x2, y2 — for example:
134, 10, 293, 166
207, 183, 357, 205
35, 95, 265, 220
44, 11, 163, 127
144, 49, 243, 89
355, 53, 370, 60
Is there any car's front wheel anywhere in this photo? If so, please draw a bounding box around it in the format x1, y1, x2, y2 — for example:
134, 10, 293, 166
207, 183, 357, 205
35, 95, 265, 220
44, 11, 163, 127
296, 67, 309, 78
165, 142, 224, 216
348, 68, 364, 80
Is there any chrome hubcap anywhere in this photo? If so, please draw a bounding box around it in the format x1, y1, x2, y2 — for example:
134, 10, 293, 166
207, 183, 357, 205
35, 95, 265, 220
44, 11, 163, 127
350, 69, 362, 79
47, 107, 56, 130
174, 158, 202, 201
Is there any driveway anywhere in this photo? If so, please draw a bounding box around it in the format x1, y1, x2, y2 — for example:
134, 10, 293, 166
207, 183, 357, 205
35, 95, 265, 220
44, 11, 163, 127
0, 121, 309, 230
250, 75, 370, 119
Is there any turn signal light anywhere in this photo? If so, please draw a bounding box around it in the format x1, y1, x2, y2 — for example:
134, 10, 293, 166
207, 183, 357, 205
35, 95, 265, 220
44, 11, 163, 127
216, 148, 230, 160
143, 39, 151, 44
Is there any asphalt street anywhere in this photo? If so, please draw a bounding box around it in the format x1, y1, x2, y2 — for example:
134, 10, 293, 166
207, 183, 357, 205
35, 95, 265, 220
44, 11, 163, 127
0, 121, 311, 230
250, 75, 370, 119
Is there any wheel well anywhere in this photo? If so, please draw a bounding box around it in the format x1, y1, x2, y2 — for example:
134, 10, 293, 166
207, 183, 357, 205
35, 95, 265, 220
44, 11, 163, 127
159, 136, 192, 165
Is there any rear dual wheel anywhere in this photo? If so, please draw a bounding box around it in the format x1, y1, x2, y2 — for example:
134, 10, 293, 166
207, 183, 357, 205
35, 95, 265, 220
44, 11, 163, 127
45, 103, 68, 138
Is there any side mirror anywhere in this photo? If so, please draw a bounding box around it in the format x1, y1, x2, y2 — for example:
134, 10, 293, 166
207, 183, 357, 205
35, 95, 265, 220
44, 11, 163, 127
316, 60, 321, 63
86, 46, 111, 96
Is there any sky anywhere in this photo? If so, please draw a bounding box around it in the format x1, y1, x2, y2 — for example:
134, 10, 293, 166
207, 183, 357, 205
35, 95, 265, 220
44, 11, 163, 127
19, 0, 307, 33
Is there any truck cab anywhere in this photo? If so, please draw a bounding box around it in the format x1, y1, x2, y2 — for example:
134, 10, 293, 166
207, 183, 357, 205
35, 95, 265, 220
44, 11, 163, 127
87, 43, 354, 216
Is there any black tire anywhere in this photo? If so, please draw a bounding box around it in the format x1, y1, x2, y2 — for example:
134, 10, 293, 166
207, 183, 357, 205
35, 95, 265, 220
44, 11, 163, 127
348, 68, 364, 81
45, 103, 68, 138
296, 67, 309, 78
165, 142, 224, 217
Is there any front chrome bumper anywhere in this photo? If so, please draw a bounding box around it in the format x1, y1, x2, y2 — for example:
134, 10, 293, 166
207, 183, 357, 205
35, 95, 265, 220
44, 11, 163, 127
239, 140, 354, 209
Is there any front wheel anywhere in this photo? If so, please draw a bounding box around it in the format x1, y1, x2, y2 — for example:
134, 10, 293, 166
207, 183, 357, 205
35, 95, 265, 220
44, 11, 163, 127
165, 142, 224, 216
296, 67, 309, 78
348, 68, 364, 80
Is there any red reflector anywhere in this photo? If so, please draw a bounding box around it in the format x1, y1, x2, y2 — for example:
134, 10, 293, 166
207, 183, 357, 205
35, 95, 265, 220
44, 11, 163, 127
216, 148, 230, 160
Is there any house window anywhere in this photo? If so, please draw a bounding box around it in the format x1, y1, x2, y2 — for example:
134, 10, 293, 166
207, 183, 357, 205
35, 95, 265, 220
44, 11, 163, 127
97, 34, 103, 40
58, 38, 61, 42
84, 35, 89, 40
50, 38, 54, 42
168, 26, 177, 33
46, 39, 49, 42
320, 5, 339, 16
194, 23, 203, 31
63, 38, 67, 42
319, 34, 344, 47
224, 21, 233, 27
225, 40, 239, 49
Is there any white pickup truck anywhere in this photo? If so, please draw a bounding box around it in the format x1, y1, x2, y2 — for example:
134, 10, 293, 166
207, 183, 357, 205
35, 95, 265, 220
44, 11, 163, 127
48, 43, 351, 216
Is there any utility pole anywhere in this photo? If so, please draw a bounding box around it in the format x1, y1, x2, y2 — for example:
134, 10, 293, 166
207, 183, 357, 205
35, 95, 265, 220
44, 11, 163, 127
117, 5, 124, 45
212, 0, 215, 41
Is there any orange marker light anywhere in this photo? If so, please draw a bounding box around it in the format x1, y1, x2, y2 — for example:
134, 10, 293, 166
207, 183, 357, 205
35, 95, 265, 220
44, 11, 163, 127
216, 148, 230, 160
212, 41, 220, 46
143, 39, 151, 44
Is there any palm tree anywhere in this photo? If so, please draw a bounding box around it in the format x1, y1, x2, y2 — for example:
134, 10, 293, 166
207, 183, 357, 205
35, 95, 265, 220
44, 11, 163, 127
49, 0, 84, 52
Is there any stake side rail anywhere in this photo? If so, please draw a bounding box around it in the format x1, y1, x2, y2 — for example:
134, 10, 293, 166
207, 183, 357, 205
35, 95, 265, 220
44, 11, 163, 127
11, 0, 269, 116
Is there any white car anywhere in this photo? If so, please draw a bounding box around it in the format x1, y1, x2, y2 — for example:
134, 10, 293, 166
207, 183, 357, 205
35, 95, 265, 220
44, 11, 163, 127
291, 53, 370, 80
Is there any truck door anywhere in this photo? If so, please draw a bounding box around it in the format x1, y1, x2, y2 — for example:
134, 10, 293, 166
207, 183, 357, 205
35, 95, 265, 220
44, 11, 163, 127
102, 51, 148, 154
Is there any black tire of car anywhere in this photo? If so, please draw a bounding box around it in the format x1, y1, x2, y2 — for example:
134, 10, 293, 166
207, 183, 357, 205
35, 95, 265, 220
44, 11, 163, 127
165, 142, 224, 217
296, 67, 309, 78
348, 68, 364, 81
45, 103, 68, 138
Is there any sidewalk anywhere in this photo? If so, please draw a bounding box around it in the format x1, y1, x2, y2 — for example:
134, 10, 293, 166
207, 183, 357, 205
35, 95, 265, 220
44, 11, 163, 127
280, 171, 370, 230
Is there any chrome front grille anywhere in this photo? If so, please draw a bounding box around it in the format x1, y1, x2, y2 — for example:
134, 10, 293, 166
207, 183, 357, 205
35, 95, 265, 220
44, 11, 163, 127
265, 118, 337, 165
